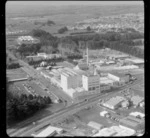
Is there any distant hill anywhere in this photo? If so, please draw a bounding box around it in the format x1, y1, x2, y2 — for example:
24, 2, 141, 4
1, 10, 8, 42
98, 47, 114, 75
6, 4, 144, 18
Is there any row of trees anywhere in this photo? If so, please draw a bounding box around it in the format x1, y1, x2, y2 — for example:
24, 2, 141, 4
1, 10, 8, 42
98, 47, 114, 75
34, 20, 55, 26
27, 58, 63, 66
7, 87, 52, 125
7, 62, 21, 69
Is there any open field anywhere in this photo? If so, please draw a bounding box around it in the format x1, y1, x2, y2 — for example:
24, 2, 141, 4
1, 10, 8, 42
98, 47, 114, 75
6, 4, 143, 35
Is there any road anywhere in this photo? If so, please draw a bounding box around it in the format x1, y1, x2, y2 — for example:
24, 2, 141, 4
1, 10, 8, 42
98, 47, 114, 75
7, 79, 141, 137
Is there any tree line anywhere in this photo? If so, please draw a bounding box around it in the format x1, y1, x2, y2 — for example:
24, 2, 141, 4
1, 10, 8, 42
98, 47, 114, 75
7, 85, 52, 126
16, 29, 144, 60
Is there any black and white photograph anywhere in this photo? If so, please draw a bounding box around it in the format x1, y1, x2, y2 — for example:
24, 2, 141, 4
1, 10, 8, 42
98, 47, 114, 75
6, 1, 144, 137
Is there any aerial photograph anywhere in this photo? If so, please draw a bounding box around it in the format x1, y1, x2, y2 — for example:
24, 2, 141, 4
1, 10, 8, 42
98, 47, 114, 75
6, 1, 144, 137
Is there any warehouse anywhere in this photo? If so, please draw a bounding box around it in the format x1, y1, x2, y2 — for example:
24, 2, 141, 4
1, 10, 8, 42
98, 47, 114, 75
31, 125, 63, 137
100, 77, 114, 86
87, 121, 104, 130
102, 96, 125, 109
130, 95, 144, 106
108, 72, 129, 83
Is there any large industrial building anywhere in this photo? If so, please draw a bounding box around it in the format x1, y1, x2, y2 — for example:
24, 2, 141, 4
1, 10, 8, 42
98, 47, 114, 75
61, 69, 81, 91
102, 96, 126, 110
130, 95, 144, 107
82, 73, 100, 93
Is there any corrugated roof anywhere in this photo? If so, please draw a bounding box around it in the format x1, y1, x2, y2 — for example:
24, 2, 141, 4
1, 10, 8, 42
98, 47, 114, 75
104, 96, 125, 107
34, 126, 62, 137
131, 96, 144, 105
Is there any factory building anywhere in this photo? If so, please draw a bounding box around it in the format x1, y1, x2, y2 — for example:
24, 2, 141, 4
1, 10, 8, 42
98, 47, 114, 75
129, 112, 145, 119
82, 73, 100, 94
108, 72, 129, 84
31, 125, 63, 137
61, 70, 81, 91
102, 96, 126, 110
74, 62, 89, 70
130, 95, 144, 107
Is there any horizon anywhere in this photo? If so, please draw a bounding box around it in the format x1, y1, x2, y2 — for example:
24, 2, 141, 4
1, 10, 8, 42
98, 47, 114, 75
6, 1, 143, 7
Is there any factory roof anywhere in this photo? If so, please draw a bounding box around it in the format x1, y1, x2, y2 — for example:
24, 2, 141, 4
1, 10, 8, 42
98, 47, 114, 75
33, 126, 62, 137
109, 54, 129, 58
104, 96, 125, 107
75, 62, 89, 70
100, 77, 114, 84
61, 68, 79, 77
130, 112, 145, 118
130, 95, 144, 105
108, 72, 126, 78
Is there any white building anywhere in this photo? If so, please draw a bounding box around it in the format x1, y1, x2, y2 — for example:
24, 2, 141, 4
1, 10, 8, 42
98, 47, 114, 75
82, 74, 100, 94
61, 70, 81, 92
129, 112, 145, 118
31, 125, 63, 137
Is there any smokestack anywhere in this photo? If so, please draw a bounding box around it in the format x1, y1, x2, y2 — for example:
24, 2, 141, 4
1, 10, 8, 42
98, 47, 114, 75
86, 42, 89, 65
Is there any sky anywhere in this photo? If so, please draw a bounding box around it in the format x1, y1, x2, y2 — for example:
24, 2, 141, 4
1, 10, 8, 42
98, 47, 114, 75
6, 1, 143, 7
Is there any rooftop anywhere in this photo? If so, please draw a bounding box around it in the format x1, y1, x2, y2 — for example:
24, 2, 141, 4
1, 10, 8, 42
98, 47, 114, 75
131, 95, 144, 105
108, 72, 126, 78
104, 96, 125, 107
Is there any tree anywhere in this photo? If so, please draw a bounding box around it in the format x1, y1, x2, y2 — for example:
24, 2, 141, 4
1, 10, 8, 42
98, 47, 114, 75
86, 26, 91, 31
58, 26, 68, 34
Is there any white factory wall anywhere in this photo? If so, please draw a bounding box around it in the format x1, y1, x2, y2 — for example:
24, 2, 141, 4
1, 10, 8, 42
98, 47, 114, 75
107, 73, 120, 81
82, 75, 100, 93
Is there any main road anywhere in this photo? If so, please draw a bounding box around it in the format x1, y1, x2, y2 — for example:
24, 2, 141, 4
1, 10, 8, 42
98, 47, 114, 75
7, 78, 141, 137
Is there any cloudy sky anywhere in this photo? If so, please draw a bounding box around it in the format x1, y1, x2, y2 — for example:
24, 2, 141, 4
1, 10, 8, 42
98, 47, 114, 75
6, 1, 143, 7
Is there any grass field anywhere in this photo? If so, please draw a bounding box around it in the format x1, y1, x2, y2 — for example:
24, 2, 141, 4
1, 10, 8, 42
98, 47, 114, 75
6, 4, 143, 37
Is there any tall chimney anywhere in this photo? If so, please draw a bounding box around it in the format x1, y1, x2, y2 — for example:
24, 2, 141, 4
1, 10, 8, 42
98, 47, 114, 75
86, 42, 89, 65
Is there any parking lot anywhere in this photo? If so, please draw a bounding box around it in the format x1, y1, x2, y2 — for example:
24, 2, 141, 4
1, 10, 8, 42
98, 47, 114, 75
14, 80, 58, 100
